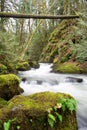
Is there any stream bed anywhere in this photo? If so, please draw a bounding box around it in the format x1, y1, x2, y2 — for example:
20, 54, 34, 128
18, 63, 87, 130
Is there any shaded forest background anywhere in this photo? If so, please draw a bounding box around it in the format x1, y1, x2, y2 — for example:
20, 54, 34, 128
0, 0, 87, 68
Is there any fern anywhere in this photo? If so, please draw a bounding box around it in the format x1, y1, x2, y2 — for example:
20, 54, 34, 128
55, 112, 62, 122
47, 97, 76, 128
59, 98, 76, 113
48, 113, 56, 128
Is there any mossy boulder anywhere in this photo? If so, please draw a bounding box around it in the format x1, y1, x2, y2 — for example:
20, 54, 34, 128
0, 74, 24, 100
53, 62, 81, 73
16, 61, 30, 71
0, 63, 8, 74
28, 59, 40, 69
0, 92, 77, 130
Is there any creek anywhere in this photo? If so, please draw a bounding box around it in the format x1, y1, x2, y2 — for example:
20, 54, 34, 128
18, 63, 87, 130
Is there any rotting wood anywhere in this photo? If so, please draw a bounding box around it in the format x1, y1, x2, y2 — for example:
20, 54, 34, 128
0, 12, 79, 19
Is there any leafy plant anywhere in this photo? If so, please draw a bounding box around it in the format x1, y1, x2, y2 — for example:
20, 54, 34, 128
48, 113, 56, 128
47, 97, 76, 128
3, 118, 16, 130
59, 97, 76, 113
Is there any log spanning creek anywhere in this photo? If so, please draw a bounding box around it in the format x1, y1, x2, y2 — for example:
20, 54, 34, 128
18, 63, 87, 130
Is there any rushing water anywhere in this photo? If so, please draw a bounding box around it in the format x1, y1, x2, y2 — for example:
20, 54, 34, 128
18, 63, 87, 130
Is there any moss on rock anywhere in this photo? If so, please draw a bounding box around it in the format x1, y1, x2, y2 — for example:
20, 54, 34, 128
0, 74, 24, 100
53, 62, 81, 73
16, 61, 30, 71
0, 92, 77, 130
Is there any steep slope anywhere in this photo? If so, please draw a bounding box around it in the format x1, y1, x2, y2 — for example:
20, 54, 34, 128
40, 19, 87, 73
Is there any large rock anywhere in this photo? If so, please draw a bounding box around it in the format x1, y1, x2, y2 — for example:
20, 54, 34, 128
65, 77, 83, 83
0, 92, 77, 130
0, 74, 24, 100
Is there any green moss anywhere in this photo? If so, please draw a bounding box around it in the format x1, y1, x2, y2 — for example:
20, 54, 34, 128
0, 74, 23, 100
0, 63, 7, 74
6, 62, 17, 74
0, 92, 77, 130
16, 61, 30, 71
0, 74, 20, 86
53, 62, 81, 73
49, 20, 67, 43
0, 98, 7, 108
40, 19, 77, 63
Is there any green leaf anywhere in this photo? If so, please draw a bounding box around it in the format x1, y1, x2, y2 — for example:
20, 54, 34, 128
66, 99, 76, 113
59, 98, 76, 113
3, 121, 10, 130
3, 118, 16, 130
61, 104, 66, 112
48, 113, 56, 122
48, 118, 55, 128
48, 113, 56, 128
55, 112, 62, 122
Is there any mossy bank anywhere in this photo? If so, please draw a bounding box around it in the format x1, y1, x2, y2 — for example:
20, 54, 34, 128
0, 92, 77, 130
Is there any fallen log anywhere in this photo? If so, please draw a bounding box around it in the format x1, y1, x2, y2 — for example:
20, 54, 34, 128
0, 12, 79, 19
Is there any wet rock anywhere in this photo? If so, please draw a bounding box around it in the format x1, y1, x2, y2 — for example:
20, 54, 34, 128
0, 92, 77, 130
65, 77, 83, 83
37, 80, 43, 84
0, 74, 24, 100
21, 77, 27, 82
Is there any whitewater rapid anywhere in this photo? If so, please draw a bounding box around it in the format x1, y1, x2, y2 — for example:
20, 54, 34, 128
18, 63, 87, 130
